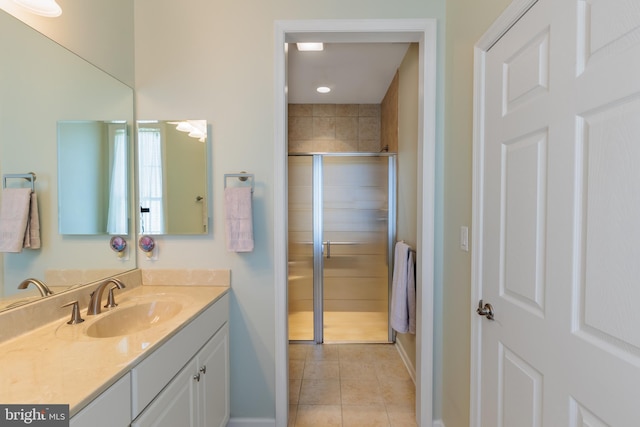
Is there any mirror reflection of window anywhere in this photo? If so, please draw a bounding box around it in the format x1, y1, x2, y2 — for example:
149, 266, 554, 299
136, 120, 209, 235
106, 126, 128, 235
138, 126, 165, 234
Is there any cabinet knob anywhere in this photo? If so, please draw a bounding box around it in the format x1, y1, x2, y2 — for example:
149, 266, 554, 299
193, 373, 201, 382
199, 366, 207, 375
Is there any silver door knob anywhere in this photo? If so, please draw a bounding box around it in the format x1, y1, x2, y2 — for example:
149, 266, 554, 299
476, 299, 494, 320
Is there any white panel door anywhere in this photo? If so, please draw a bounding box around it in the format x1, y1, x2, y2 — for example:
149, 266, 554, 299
476, 0, 640, 425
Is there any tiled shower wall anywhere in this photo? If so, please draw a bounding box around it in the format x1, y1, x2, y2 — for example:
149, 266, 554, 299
288, 104, 381, 153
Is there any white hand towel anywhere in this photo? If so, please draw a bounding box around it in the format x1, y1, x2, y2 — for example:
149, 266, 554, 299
390, 241, 411, 333
0, 188, 32, 253
224, 187, 254, 252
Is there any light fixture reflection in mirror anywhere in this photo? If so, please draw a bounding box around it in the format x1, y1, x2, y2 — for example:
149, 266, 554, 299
11, 0, 62, 17
137, 120, 209, 235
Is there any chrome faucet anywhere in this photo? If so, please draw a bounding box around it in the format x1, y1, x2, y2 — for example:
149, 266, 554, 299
18, 278, 53, 297
87, 278, 126, 315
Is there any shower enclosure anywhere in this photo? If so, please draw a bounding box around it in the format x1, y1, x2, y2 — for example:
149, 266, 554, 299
288, 153, 396, 343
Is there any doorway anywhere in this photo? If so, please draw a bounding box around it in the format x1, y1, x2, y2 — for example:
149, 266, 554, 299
274, 19, 437, 427
288, 153, 396, 343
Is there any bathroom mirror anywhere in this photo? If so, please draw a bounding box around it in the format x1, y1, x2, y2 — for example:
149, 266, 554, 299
0, 10, 135, 309
58, 120, 129, 235
137, 120, 209, 235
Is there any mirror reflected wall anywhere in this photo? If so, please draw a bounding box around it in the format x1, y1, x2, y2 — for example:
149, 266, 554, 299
0, 10, 135, 304
137, 120, 209, 235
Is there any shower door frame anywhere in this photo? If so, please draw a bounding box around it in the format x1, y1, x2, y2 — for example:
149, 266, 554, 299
289, 152, 397, 344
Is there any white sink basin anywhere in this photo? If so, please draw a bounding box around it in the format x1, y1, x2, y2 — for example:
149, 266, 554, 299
84, 301, 183, 338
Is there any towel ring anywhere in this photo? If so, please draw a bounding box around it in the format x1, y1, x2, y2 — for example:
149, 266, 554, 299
2, 172, 36, 192
224, 172, 254, 192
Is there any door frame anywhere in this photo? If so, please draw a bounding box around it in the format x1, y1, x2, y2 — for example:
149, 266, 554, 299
274, 19, 437, 427
469, 1, 540, 426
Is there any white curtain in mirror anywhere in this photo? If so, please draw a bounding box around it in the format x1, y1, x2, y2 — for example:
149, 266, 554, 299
107, 125, 128, 234
138, 127, 165, 234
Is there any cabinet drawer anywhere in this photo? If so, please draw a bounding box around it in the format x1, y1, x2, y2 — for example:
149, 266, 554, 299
131, 293, 228, 418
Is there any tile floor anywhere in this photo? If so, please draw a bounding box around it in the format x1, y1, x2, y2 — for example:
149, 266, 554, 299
289, 343, 417, 427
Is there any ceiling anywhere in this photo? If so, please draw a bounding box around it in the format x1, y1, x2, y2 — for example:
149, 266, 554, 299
287, 42, 410, 104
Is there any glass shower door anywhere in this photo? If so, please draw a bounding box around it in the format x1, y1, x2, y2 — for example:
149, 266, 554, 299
288, 154, 394, 343
322, 156, 390, 342
287, 156, 314, 340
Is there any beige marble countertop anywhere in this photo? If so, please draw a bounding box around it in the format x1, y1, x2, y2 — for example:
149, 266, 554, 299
0, 285, 229, 416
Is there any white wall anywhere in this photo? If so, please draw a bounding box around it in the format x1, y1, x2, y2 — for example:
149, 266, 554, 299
134, 0, 445, 420
0, 0, 134, 86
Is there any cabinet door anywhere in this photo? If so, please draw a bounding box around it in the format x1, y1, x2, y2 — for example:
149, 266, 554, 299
132, 359, 198, 427
197, 324, 229, 427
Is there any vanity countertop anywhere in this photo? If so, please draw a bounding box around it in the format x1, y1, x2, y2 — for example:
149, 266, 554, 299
0, 285, 229, 416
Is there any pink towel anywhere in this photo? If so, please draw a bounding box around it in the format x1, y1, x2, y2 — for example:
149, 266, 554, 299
224, 187, 254, 252
0, 188, 32, 253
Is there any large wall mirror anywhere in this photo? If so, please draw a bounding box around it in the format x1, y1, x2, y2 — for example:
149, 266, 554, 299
0, 10, 135, 309
137, 120, 209, 235
58, 120, 129, 235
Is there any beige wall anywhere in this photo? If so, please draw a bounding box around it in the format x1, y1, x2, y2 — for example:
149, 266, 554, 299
288, 104, 382, 153
396, 43, 420, 375
442, 1, 512, 426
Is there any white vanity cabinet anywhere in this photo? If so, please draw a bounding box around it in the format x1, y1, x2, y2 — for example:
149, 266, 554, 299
131, 293, 229, 427
131, 324, 229, 427
69, 291, 229, 427
70, 373, 131, 427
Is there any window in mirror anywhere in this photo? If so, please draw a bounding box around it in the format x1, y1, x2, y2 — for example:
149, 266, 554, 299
137, 120, 209, 235
57, 120, 129, 235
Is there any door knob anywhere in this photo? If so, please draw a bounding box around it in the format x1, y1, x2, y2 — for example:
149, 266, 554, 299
476, 299, 494, 320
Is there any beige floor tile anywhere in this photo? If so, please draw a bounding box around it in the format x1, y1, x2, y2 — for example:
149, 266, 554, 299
289, 405, 298, 427
378, 378, 416, 406
290, 379, 302, 405
339, 360, 377, 380
340, 379, 383, 405
299, 379, 341, 405
386, 403, 418, 427
295, 405, 342, 427
290, 359, 305, 379
342, 404, 390, 427
375, 359, 411, 382
304, 361, 340, 379
338, 344, 378, 362
288, 343, 415, 427
289, 344, 309, 360
307, 344, 339, 361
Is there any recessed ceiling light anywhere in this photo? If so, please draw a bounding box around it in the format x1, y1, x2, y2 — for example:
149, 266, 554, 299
297, 43, 324, 51
316, 86, 331, 94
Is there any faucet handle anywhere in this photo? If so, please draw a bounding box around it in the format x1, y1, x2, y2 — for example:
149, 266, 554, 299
61, 301, 84, 325
104, 286, 120, 309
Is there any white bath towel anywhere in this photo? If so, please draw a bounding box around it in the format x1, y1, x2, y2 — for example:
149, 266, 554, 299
390, 241, 411, 333
224, 187, 254, 252
0, 188, 32, 253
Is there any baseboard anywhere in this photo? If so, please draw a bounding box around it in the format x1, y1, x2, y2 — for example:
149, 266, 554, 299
227, 418, 276, 427
395, 340, 416, 384
433, 419, 446, 427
